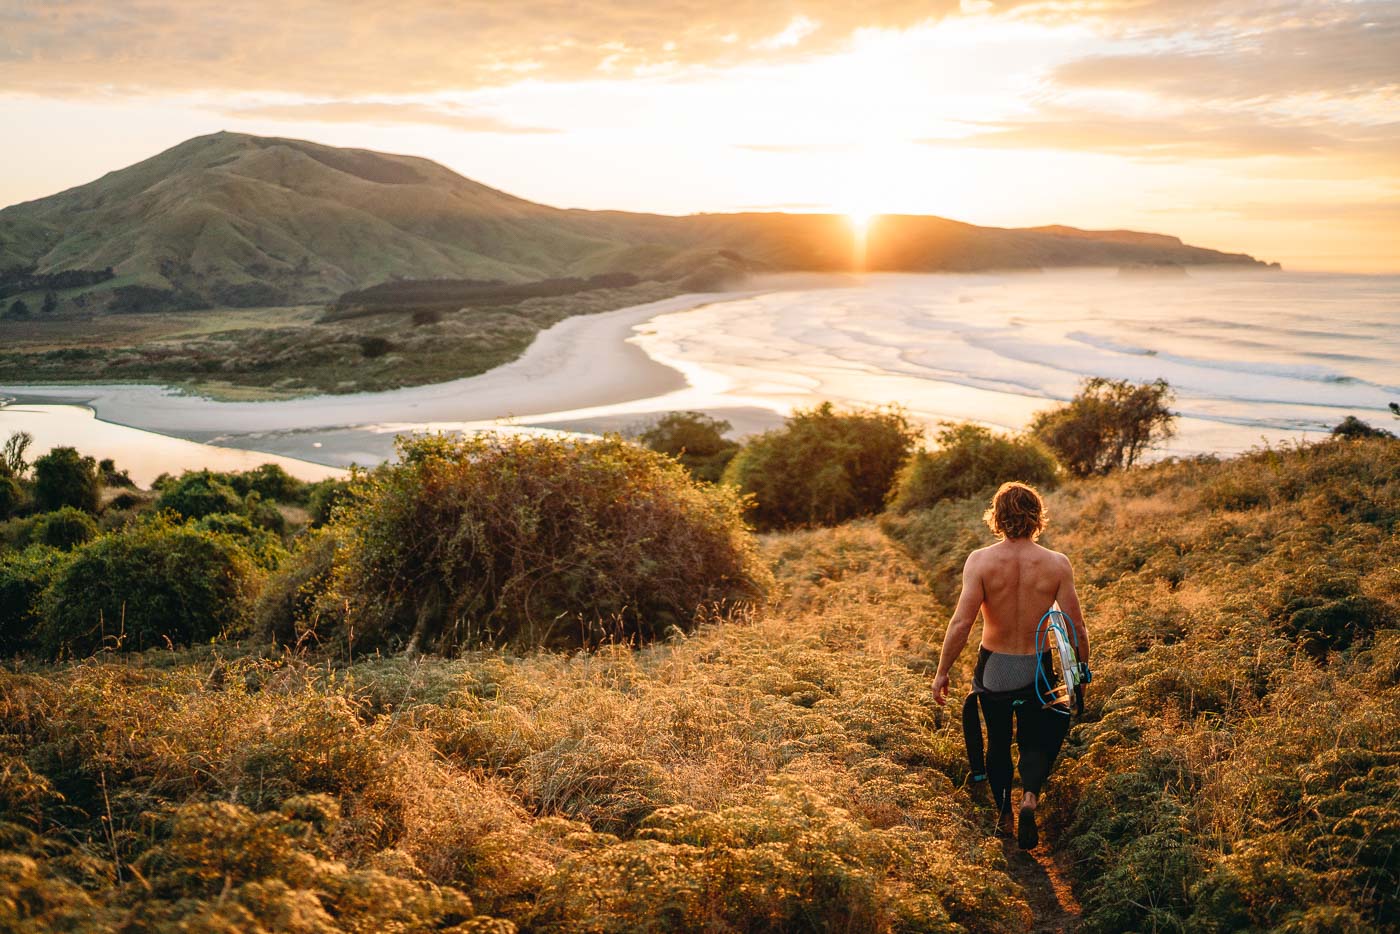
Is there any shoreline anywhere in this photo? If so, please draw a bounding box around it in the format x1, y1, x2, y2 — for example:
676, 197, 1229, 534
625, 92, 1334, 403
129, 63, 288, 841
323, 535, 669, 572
0, 290, 747, 439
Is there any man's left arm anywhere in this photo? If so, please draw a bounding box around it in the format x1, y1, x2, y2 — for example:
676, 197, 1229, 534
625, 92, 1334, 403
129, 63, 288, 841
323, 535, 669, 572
931, 555, 984, 706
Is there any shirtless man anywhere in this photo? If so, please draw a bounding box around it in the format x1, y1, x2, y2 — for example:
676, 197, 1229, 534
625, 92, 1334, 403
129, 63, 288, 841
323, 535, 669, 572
930, 481, 1090, 850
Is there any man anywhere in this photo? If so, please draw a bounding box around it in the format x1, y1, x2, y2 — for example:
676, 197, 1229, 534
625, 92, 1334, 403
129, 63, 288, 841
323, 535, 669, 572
931, 481, 1089, 850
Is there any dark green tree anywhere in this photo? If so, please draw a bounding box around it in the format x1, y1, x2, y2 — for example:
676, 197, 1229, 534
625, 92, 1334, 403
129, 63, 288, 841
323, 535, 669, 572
4, 298, 30, 319
1031, 378, 1176, 477
41, 290, 58, 314
639, 411, 741, 483
38, 517, 257, 657
154, 470, 244, 520
31, 506, 99, 550
1, 431, 32, 478
1330, 416, 1394, 440
32, 446, 100, 513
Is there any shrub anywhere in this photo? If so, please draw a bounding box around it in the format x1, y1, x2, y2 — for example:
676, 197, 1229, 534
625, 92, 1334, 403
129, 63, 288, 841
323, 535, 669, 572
306, 478, 354, 527
0, 546, 69, 655
889, 422, 1059, 513
637, 411, 741, 483
97, 457, 134, 488
224, 463, 307, 503
0, 474, 22, 520
326, 434, 770, 654
1031, 377, 1176, 477
195, 512, 287, 569
154, 470, 245, 520
255, 527, 344, 646
31, 446, 100, 513
1330, 415, 1394, 439
722, 402, 918, 531
37, 517, 259, 657
30, 507, 98, 550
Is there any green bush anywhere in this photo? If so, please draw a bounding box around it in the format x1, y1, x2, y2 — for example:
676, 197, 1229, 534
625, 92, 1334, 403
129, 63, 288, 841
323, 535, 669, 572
154, 470, 245, 520
306, 479, 354, 527
0, 546, 69, 655
254, 527, 344, 645
1031, 377, 1176, 477
37, 517, 259, 657
638, 411, 741, 483
30, 507, 98, 550
223, 463, 307, 503
195, 512, 287, 569
325, 434, 770, 654
889, 422, 1059, 513
722, 402, 918, 531
0, 474, 23, 520
32, 446, 100, 513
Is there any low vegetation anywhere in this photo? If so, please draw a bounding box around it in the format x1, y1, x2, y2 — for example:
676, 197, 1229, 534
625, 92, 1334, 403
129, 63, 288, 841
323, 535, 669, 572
883, 435, 1398, 931
1, 390, 1395, 931
0, 279, 680, 397
302, 434, 769, 654
636, 410, 741, 483
889, 423, 1059, 514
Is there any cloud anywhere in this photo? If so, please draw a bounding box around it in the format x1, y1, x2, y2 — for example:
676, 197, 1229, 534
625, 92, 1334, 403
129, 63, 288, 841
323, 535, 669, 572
0, 1, 951, 96
1037, 0, 1400, 102
226, 100, 556, 133
922, 108, 1400, 170
734, 142, 861, 154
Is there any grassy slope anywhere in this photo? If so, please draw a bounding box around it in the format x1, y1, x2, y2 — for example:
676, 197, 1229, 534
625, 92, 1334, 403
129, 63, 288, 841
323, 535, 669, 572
3, 439, 1392, 932
0, 524, 1032, 932
883, 437, 1399, 932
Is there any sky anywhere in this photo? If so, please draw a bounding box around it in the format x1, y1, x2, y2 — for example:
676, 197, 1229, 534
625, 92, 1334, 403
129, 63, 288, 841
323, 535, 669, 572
2, 0, 1397, 272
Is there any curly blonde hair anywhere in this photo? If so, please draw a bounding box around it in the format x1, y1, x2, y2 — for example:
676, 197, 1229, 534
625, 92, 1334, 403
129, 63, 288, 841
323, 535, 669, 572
983, 482, 1047, 540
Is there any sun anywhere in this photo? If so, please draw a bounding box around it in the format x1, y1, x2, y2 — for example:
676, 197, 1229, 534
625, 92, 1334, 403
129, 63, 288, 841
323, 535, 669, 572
845, 207, 878, 270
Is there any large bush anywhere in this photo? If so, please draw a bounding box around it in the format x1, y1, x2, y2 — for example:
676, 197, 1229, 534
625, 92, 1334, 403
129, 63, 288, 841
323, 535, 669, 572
32, 446, 100, 513
323, 434, 770, 654
889, 422, 1059, 513
30, 507, 99, 550
0, 546, 69, 655
38, 518, 259, 657
722, 402, 918, 531
1031, 377, 1176, 477
638, 411, 741, 483
154, 470, 245, 520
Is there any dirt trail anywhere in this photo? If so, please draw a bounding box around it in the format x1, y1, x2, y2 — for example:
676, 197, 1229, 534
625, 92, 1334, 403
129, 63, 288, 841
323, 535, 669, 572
1003, 840, 1082, 933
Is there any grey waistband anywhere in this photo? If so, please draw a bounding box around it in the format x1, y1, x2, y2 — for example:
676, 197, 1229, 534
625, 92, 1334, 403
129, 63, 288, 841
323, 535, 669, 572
979, 651, 1040, 693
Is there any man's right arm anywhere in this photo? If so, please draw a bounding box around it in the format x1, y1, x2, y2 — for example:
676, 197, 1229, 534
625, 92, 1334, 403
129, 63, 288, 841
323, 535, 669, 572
931, 553, 984, 706
1055, 555, 1089, 664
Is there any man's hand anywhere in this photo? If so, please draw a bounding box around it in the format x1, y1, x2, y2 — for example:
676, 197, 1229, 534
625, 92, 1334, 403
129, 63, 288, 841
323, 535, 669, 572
932, 672, 950, 707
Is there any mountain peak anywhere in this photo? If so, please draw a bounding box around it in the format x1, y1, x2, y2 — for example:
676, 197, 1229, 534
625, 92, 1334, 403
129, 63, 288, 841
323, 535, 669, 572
0, 134, 1270, 309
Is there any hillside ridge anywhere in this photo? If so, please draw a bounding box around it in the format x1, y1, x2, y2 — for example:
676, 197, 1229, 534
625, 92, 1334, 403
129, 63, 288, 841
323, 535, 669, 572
0, 131, 1271, 311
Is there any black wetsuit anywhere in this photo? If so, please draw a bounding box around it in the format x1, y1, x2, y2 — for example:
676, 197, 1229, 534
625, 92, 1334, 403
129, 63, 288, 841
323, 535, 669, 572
964, 646, 1070, 816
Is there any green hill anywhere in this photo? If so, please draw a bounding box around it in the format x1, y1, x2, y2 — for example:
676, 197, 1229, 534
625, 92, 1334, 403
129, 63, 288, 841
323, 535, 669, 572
0, 131, 1270, 311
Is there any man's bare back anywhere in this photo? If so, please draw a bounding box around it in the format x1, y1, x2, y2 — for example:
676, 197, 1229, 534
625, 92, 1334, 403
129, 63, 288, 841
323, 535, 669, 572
965, 539, 1082, 655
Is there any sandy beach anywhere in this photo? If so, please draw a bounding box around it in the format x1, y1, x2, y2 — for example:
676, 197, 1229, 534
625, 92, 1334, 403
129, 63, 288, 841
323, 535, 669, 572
0, 291, 734, 436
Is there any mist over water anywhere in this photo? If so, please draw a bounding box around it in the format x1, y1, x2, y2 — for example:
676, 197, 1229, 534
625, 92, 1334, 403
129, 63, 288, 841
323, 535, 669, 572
636, 268, 1400, 455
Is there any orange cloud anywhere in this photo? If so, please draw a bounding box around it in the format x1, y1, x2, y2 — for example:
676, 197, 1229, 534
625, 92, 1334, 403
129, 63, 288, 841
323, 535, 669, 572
0, 1, 952, 96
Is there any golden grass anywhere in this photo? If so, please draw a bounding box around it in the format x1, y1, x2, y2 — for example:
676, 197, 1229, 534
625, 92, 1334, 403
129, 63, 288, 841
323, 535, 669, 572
1, 522, 1029, 932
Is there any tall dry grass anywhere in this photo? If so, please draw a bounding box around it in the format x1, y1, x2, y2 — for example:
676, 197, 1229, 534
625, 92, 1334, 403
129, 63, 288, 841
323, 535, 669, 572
884, 437, 1400, 931
1, 522, 1027, 932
